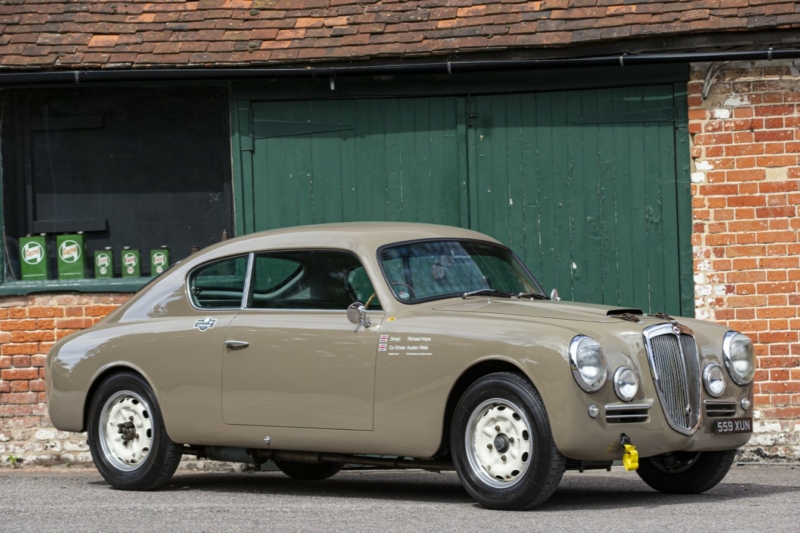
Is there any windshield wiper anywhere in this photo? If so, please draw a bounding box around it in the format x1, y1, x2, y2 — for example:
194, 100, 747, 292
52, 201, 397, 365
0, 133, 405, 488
462, 289, 516, 299
517, 292, 549, 300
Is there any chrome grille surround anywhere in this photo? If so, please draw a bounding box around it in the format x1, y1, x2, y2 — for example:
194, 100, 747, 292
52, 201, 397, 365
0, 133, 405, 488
643, 323, 702, 435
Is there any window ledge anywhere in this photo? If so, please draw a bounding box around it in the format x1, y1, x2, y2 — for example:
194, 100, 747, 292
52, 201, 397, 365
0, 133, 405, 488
0, 278, 149, 296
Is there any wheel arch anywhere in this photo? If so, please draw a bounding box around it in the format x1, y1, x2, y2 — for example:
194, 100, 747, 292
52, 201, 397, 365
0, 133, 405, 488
80, 364, 155, 433
437, 359, 534, 457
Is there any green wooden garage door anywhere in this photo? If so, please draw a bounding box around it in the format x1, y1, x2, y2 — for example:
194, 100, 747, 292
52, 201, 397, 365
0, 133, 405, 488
236, 98, 467, 232
233, 86, 691, 316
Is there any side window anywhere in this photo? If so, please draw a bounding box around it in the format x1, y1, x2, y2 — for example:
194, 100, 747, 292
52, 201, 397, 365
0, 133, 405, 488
189, 255, 248, 309
347, 266, 381, 310
248, 251, 373, 310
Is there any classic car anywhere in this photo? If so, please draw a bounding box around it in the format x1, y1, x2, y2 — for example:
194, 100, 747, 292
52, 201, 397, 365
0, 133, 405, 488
46, 222, 755, 510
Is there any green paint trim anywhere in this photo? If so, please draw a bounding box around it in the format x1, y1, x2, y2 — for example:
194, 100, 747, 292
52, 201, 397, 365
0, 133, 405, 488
0, 278, 147, 296
673, 82, 695, 318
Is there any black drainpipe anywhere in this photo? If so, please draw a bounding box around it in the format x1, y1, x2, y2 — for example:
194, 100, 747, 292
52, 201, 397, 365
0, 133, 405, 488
0, 48, 798, 86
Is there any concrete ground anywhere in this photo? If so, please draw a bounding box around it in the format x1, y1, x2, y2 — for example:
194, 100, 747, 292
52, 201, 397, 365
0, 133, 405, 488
0, 464, 798, 533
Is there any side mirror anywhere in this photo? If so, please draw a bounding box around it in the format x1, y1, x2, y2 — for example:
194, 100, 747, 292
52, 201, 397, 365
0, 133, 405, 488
347, 302, 371, 329
550, 288, 561, 301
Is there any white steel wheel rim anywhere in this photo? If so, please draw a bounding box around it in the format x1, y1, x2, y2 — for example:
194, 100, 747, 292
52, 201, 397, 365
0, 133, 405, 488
98, 390, 154, 472
465, 398, 533, 489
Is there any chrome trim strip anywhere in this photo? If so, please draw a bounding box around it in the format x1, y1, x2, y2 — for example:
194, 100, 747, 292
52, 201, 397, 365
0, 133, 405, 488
703, 399, 737, 405
605, 403, 652, 412
643, 323, 701, 436
240, 252, 254, 309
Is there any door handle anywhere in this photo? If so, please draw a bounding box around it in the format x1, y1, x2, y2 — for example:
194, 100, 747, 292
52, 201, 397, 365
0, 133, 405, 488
225, 340, 250, 350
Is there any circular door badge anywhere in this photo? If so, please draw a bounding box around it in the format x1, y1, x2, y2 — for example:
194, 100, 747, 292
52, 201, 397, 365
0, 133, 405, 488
58, 240, 81, 263
22, 242, 44, 265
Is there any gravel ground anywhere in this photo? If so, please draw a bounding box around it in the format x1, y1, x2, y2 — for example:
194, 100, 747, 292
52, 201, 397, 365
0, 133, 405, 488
1, 464, 798, 533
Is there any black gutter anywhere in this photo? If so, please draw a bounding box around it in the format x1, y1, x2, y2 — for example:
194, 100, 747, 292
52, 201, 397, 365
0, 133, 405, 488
0, 48, 799, 86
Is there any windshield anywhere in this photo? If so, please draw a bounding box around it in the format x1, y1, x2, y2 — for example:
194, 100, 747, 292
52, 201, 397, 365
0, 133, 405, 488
379, 240, 544, 303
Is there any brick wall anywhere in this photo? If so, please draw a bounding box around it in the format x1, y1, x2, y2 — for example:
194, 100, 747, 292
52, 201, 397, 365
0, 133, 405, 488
0, 294, 129, 467
690, 59, 800, 462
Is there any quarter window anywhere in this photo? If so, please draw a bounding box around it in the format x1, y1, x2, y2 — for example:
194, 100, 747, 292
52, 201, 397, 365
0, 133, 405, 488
189, 255, 248, 309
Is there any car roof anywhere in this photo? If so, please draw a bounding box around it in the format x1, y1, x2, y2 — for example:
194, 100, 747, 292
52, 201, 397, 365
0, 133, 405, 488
194, 222, 502, 262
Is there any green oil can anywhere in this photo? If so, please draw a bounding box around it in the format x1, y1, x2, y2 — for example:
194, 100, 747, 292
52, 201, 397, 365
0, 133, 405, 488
150, 246, 170, 276
121, 247, 141, 278
20, 235, 48, 280
94, 247, 114, 278
56, 233, 85, 279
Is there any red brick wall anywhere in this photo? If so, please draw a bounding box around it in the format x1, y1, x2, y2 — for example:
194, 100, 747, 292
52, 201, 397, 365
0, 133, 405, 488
0, 294, 130, 466
689, 59, 800, 461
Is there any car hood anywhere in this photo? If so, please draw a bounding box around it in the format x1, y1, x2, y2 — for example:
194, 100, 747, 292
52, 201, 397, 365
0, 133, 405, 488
432, 299, 644, 323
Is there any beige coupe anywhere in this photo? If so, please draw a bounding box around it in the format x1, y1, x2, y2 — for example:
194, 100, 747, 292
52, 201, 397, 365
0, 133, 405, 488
46, 223, 755, 510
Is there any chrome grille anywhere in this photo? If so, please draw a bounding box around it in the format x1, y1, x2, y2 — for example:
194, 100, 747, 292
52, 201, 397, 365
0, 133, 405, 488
644, 324, 701, 434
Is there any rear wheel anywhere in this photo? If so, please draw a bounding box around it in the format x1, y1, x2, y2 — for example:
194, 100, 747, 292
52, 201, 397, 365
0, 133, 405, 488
451, 372, 566, 510
275, 460, 342, 481
636, 450, 737, 494
87, 372, 182, 491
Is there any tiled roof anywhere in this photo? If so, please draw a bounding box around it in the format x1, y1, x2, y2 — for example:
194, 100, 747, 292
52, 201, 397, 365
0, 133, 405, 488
1, 0, 799, 70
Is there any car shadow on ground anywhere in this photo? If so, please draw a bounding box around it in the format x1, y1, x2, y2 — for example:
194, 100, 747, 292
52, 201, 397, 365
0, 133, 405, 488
87, 470, 800, 511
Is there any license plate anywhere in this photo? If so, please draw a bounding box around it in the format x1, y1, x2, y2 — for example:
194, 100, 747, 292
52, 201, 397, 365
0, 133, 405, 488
713, 417, 753, 434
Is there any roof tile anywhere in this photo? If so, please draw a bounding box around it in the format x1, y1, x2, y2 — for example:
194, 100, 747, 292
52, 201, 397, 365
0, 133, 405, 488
0, 1, 796, 70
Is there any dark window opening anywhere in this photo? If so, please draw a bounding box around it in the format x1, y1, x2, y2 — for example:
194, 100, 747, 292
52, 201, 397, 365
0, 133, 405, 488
189, 255, 249, 309
248, 251, 380, 311
1, 85, 233, 282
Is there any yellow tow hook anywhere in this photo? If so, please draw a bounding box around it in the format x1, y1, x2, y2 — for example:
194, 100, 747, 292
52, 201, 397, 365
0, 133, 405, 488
620, 434, 639, 471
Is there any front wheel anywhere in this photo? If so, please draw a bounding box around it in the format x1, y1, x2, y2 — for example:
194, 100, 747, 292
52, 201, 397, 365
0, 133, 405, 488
636, 449, 737, 494
451, 372, 566, 510
87, 372, 182, 490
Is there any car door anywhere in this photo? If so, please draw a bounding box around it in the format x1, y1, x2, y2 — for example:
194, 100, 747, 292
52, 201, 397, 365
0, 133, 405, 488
222, 250, 383, 430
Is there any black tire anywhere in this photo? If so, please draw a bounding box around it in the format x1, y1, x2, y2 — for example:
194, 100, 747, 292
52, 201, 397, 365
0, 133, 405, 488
275, 460, 342, 481
636, 449, 737, 494
87, 372, 182, 491
451, 372, 566, 510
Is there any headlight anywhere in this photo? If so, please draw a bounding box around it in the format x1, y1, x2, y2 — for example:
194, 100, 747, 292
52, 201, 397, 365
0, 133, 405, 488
569, 336, 608, 393
722, 331, 755, 385
613, 366, 638, 402
703, 363, 727, 397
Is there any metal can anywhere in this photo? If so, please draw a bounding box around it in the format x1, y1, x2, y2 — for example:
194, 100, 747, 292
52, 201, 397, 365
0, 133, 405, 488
20, 235, 48, 281
150, 246, 170, 276
94, 247, 114, 279
56, 233, 85, 280
121, 247, 141, 278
